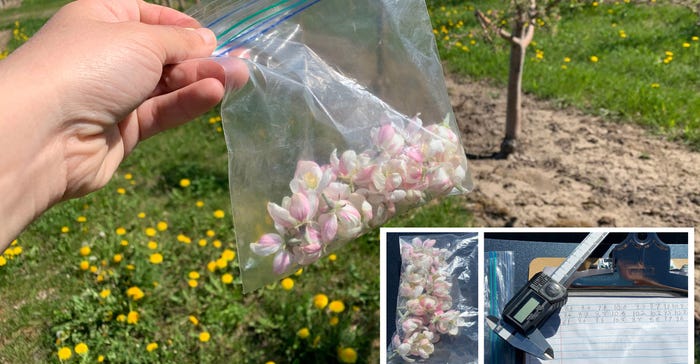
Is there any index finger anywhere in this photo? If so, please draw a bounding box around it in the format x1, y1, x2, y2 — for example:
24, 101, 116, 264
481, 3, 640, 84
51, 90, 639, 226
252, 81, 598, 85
137, 0, 202, 28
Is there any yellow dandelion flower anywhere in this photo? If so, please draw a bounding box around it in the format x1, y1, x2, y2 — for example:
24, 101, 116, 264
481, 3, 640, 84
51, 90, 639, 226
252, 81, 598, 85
189, 315, 199, 325
116, 314, 126, 322
693, 36, 699, 41
117, 187, 126, 195
10, 239, 17, 246
79, 260, 89, 271
215, 258, 228, 269
177, 234, 192, 244
328, 254, 337, 262
221, 273, 234, 284
156, 221, 168, 231
189, 271, 200, 280
207, 261, 217, 272
213, 210, 225, 219
180, 178, 191, 187
590, 55, 599, 63
96, 274, 104, 283
76, 216, 87, 223
188, 279, 198, 288
564, 57, 571, 63
124, 173, 133, 180
126, 286, 145, 300
0, 256, 6, 266
127, 310, 139, 324
149, 253, 163, 264
294, 268, 303, 276
592, 1, 598, 6
561, 65, 568, 70
146, 342, 158, 352
74, 342, 88, 355
57, 347, 72, 360
145, 227, 157, 237
352, 305, 360, 312
116, 227, 127, 235
206, 230, 216, 237
213, 240, 222, 248
126, 264, 135, 270
79, 246, 91, 256
297, 327, 310, 339
265, 362, 276, 364
196, 200, 205, 208
338, 347, 358, 363
61, 226, 70, 233
280, 278, 294, 290
137, 212, 146, 219
100, 289, 111, 298
313, 294, 329, 309
120, 239, 129, 246
147, 241, 158, 250
665, 51, 674, 57
89, 265, 98, 273
651, 83, 660, 88
222, 249, 236, 261
683, 42, 690, 48
113, 254, 123, 263
329, 316, 339, 326
98, 355, 104, 362
329, 300, 345, 313
198, 239, 207, 247
199, 331, 211, 342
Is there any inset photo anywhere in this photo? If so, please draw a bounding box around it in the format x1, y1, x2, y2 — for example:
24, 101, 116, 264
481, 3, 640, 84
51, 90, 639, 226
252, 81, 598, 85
381, 228, 480, 364
483, 229, 693, 364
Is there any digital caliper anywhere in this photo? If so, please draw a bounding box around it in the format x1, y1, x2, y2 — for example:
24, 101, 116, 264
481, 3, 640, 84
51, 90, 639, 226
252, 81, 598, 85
486, 232, 609, 360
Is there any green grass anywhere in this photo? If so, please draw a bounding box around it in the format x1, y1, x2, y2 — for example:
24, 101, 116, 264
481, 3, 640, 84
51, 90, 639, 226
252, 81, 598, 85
430, 0, 700, 148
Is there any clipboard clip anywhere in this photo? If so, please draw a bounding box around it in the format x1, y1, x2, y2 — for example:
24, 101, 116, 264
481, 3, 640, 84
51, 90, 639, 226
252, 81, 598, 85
569, 232, 688, 295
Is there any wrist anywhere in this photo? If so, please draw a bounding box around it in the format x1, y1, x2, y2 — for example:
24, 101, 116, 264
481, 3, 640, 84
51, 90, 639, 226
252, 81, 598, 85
0, 55, 68, 248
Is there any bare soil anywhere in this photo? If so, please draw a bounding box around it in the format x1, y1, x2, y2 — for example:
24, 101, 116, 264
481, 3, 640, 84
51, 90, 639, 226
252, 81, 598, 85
446, 74, 699, 321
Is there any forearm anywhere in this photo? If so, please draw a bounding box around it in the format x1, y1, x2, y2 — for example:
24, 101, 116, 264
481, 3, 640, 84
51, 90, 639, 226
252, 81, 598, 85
0, 56, 66, 249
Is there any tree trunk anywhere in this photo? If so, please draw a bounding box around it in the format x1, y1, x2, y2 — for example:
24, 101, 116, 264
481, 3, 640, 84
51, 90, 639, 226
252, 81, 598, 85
502, 38, 526, 156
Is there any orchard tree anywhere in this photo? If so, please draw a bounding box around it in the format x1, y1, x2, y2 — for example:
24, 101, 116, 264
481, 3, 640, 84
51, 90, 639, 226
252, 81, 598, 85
475, 0, 561, 157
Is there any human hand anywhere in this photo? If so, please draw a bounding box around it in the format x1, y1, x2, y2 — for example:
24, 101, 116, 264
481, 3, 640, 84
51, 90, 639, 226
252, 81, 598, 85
0, 0, 248, 245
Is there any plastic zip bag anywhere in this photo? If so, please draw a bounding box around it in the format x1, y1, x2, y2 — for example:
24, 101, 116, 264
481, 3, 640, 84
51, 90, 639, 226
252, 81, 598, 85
484, 251, 517, 364
388, 234, 478, 363
189, 0, 472, 291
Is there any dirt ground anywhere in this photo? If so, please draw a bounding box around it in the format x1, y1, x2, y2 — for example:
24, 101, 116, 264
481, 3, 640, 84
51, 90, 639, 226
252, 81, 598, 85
447, 74, 700, 325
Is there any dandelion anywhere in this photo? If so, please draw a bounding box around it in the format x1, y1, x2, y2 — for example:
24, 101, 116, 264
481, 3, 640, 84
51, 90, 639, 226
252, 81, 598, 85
145, 227, 157, 237
294, 268, 303, 276
120, 239, 129, 246
196, 200, 205, 208
0, 256, 6, 266
221, 273, 234, 284
297, 328, 310, 339
147, 241, 158, 250
149, 253, 163, 264
98, 355, 105, 362
693, 36, 699, 42
215, 258, 228, 269
329, 254, 337, 262
156, 221, 168, 231
683, 42, 690, 48
126, 286, 145, 300
651, 83, 660, 88
57, 347, 72, 361
126, 264, 135, 270
180, 178, 191, 187
61, 226, 70, 233
329, 300, 345, 313
189, 315, 199, 325
177, 234, 192, 244
116, 227, 127, 235
188, 271, 200, 280
206, 230, 216, 237
113, 254, 123, 263
590, 55, 599, 63
222, 249, 236, 261
561, 65, 568, 70
137, 212, 146, 218
79, 246, 91, 256
313, 294, 329, 309
199, 332, 211, 342
329, 316, 339, 326
188, 279, 198, 288
147, 342, 158, 352
100, 289, 111, 298
74, 342, 88, 355
89, 265, 98, 273
124, 173, 133, 180
79, 260, 89, 270
338, 347, 358, 363
117, 187, 126, 195
280, 278, 294, 290
213, 210, 225, 219
207, 261, 217, 272
592, 1, 598, 6
127, 310, 139, 324
116, 314, 126, 322
198, 239, 207, 247
213, 240, 222, 248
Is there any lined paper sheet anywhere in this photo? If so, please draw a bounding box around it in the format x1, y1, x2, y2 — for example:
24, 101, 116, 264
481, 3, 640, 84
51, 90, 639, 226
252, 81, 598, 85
526, 296, 688, 364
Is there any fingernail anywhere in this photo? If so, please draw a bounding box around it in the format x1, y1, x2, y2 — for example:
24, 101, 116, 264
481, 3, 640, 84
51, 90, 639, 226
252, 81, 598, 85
191, 27, 216, 46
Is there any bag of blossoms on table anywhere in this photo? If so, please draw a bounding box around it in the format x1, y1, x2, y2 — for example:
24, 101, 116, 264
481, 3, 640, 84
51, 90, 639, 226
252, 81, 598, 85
189, 0, 472, 291
388, 234, 478, 363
